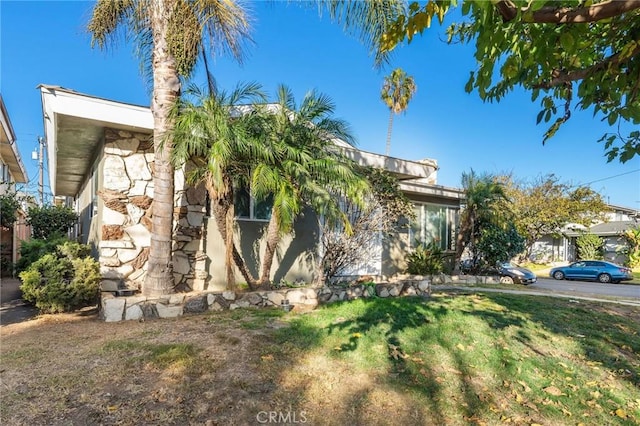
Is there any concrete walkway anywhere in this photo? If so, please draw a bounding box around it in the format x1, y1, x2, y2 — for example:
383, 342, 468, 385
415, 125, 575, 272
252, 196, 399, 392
0, 278, 38, 326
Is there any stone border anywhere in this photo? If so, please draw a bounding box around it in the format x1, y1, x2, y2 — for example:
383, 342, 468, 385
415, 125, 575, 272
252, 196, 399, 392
100, 279, 431, 322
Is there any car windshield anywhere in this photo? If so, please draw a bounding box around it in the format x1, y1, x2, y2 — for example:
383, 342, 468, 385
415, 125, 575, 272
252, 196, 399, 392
499, 262, 517, 268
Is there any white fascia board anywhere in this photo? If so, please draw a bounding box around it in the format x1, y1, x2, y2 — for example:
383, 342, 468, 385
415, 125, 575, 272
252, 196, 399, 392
340, 146, 436, 180
40, 86, 153, 195
399, 181, 464, 200
39, 86, 153, 131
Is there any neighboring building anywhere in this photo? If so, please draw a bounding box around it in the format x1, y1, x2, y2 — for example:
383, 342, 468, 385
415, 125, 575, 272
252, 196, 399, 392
40, 85, 462, 292
0, 94, 29, 276
529, 204, 639, 264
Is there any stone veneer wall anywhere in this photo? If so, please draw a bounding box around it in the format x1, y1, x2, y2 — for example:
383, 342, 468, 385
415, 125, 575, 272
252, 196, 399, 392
101, 279, 431, 322
99, 128, 208, 293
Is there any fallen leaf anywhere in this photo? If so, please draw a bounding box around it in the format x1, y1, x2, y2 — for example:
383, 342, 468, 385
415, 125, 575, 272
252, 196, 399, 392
543, 386, 564, 396
456, 343, 466, 351
352, 332, 362, 338
615, 408, 627, 419
561, 408, 572, 417
517, 380, 531, 392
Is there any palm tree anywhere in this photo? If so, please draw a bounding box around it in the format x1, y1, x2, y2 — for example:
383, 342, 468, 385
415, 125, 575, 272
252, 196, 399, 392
380, 68, 417, 156
455, 170, 509, 271
171, 83, 267, 290
248, 85, 370, 288
88, 0, 251, 296
172, 84, 369, 290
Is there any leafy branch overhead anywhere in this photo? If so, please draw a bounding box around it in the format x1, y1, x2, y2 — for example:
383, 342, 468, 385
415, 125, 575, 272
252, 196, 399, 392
379, 0, 640, 163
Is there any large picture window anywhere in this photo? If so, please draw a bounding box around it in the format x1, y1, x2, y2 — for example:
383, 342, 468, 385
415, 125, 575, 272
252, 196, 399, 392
410, 203, 458, 251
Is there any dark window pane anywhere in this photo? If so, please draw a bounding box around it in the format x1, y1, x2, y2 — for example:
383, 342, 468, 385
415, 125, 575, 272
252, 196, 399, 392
254, 194, 273, 220
234, 186, 250, 218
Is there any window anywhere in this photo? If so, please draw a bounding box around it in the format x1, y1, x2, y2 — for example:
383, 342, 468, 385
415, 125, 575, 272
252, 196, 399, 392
0, 161, 9, 183
234, 185, 273, 221
410, 203, 458, 251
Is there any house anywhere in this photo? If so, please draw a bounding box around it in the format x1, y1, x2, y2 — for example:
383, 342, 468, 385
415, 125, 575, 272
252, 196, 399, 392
0, 94, 29, 277
529, 204, 639, 264
39, 85, 462, 292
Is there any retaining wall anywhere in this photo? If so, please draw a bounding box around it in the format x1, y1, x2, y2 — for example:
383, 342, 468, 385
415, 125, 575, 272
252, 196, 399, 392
100, 279, 431, 322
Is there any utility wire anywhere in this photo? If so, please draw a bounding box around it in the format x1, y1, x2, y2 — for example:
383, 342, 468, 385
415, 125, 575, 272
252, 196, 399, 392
576, 168, 640, 187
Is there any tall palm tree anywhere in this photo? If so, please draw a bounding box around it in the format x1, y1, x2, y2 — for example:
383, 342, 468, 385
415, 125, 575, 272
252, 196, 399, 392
380, 68, 417, 156
249, 85, 370, 288
455, 170, 508, 270
88, 0, 251, 296
171, 83, 267, 289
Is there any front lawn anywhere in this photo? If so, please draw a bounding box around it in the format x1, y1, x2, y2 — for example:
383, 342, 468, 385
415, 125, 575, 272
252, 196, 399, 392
1, 293, 639, 425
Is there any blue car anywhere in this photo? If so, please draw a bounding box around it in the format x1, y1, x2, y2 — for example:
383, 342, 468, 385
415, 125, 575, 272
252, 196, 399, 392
550, 260, 633, 284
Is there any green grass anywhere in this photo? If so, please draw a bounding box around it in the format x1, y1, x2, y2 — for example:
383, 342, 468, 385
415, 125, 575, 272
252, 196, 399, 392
269, 295, 640, 424
101, 340, 201, 369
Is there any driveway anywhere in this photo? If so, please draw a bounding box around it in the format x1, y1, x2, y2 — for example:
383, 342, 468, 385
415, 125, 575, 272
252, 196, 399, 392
0, 278, 38, 326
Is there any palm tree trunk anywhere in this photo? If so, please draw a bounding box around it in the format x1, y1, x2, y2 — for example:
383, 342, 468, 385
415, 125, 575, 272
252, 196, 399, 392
224, 205, 235, 289
210, 194, 258, 289
143, 0, 178, 297
385, 110, 394, 156
258, 209, 281, 289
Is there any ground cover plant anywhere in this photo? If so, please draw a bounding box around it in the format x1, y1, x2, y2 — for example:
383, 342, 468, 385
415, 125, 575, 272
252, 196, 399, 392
1, 293, 638, 425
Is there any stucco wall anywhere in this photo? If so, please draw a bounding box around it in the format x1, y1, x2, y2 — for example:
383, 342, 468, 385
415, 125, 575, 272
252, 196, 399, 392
204, 209, 320, 291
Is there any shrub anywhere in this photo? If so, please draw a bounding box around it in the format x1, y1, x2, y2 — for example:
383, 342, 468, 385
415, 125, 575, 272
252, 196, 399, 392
406, 241, 445, 276
27, 205, 77, 240
576, 233, 604, 260
15, 236, 67, 273
621, 226, 640, 268
19, 242, 100, 313
476, 223, 526, 267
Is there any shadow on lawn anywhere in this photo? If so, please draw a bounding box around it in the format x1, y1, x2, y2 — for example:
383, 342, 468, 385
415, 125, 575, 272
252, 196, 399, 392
482, 293, 640, 387
323, 296, 505, 423
300, 293, 639, 423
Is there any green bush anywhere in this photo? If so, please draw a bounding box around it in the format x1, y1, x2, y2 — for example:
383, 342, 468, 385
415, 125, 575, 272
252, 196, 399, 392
27, 204, 77, 240
15, 236, 68, 273
19, 242, 100, 313
406, 241, 445, 276
576, 233, 604, 260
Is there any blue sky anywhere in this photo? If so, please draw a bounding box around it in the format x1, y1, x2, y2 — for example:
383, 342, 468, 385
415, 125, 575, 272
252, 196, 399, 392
1, 0, 639, 209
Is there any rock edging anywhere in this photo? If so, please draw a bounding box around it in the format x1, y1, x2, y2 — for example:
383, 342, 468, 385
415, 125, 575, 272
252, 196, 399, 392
100, 279, 431, 322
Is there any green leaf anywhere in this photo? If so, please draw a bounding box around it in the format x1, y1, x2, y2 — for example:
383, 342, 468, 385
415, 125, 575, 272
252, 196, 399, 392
560, 32, 574, 52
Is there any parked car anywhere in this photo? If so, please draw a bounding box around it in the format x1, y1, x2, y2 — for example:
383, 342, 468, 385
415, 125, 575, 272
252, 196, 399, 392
497, 262, 537, 285
550, 260, 633, 284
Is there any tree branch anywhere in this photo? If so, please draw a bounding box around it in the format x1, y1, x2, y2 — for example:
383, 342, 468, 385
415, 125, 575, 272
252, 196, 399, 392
534, 43, 640, 89
496, 0, 640, 24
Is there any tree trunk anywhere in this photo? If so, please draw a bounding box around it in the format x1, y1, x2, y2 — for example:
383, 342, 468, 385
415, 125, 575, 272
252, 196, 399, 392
143, 0, 178, 297
210, 193, 258, 289
385, 110, 394, 156
258, 209, 281, 289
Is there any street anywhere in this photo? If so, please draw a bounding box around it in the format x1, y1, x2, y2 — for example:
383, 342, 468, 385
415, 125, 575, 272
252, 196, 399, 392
529, 277, 640, 300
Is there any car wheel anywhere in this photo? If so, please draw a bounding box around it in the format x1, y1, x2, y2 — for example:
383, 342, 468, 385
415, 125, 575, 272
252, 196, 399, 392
597, 273, 611, 283
553, 271, 565, 280
500, 276, 514, 284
